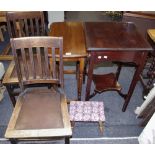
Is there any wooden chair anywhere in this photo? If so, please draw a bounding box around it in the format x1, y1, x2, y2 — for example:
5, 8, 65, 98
5, 36, 72, 144
3, 11, 47, 99
6, 11, 46, 38
1, 11, 46, 60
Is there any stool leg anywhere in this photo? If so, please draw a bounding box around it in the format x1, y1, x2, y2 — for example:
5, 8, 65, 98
65, 137, 70, 144
76, 61, 80, 80
83, 58, 88, 84
10, 138, 17, 144
71, 121, 75, 130
98, 121, 104, 134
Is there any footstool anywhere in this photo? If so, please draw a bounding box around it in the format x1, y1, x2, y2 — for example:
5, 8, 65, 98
69, 101, 105, 134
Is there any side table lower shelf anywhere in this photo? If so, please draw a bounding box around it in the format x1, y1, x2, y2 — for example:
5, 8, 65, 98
89, 73, 126, 99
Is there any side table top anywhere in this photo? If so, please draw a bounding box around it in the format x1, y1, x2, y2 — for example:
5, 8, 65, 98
84, 22, 152, 51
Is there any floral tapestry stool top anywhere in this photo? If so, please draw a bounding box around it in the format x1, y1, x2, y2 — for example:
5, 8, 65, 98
70, 101, 105, 134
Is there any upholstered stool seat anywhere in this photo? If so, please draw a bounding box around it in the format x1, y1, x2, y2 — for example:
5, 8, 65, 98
70, 101, 105, 133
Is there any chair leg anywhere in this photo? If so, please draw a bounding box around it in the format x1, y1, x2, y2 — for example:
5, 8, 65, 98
0, 25, 6, 42
115, 62, 122, 81
83, 58, 88, 84
10, 138, 17, 144
71, 121, 75, 130
98, 121, 104, 134
65, 137, 70, 144
0, 28, 4, 42
6, 85, 16, 107
76, 61, 80, 80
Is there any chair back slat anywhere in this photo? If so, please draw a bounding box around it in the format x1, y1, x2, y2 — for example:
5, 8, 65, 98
36, 47, 43, 79
44, 47, 50, 78
6, 11, 46, 38
59, 39, 64, 88
21, 48, 29, 80
11, 36, 64, 90
23, 19, 29, 36
29, 47, 35, 79
12, 21, 18, 37
35, 18, 40, 36
30, 18, 35, 36
52, 47, 56, 79
11, 44, 24, 90
18, 19, 25, 37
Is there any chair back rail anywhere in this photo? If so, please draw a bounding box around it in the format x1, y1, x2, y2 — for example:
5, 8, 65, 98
10, 36, 64, 90
6, 11, 45, 38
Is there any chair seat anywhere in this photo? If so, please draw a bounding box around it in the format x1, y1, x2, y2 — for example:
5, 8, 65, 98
70, 101, 105, 122
15, 87, 63, 130
5, 87, 72, 139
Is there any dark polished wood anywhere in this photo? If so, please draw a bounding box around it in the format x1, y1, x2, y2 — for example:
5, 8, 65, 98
84, 22, 152, 112
85, 22, 151, 51
5, 37, 72, 144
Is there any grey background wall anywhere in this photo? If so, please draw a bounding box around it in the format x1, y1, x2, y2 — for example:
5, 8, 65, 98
48, 11, 64, 27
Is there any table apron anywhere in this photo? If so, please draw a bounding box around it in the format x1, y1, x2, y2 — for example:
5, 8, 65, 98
89, 51, 148, 65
